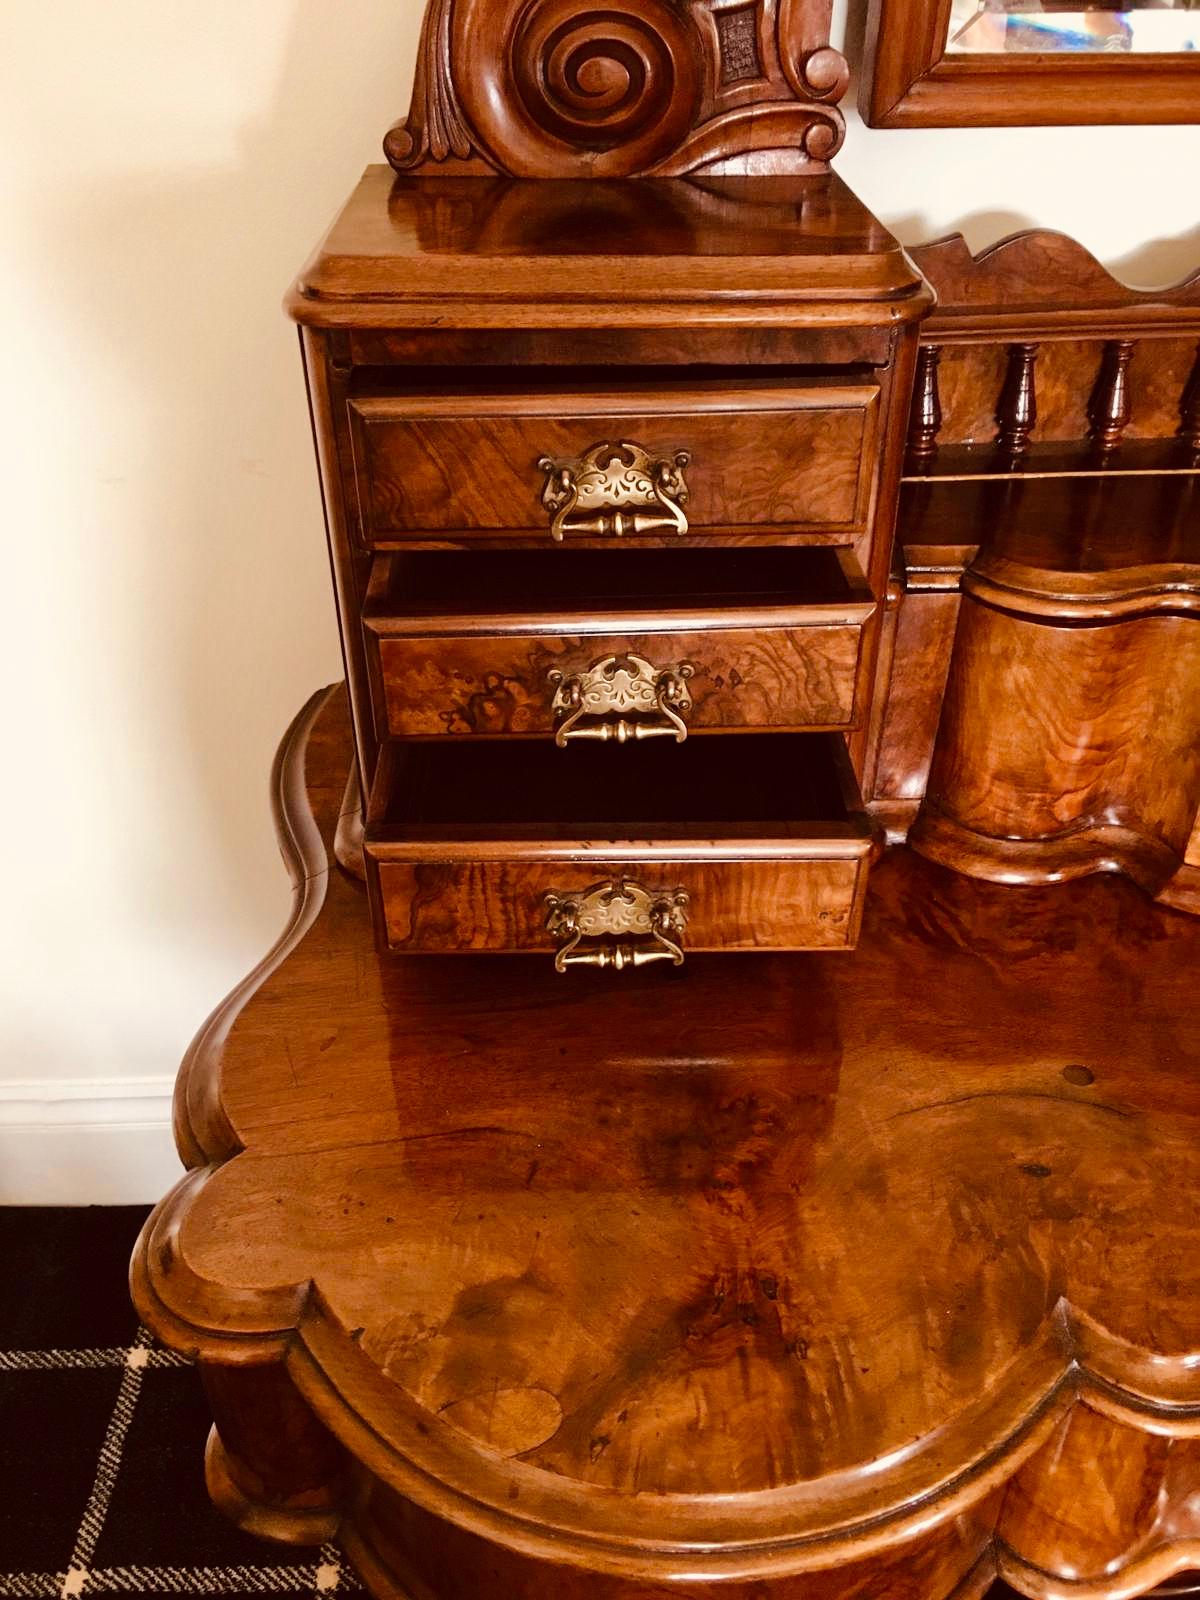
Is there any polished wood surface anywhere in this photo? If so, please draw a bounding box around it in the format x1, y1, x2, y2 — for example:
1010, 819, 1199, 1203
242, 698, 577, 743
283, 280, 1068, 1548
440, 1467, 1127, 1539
872, 231, 1200, 917
365, 549, 874, 738
385, 0, 850, 178
287, 169, 932, 331
915, 600, 1200, 900
911, 233, 1200, 336
861, 0, 1200, 127
365, 732, 872, 953
348, 379, 878, 543
295, 160, 928, 955
133, 686, 1200, 1599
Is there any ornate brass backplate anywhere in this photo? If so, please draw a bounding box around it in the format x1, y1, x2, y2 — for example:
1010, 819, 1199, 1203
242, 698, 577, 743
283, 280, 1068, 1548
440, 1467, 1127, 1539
544, 879, 689, 973
547, 653, 695, 746
538, 441, 691, 541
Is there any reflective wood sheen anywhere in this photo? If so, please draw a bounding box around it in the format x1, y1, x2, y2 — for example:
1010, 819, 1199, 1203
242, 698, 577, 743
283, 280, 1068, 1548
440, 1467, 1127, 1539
872, 231, 1200, 918
384, 0, 850, 178
364, 549, 875, 738
347, 380, 879, 544
133, 688, 1200, 1599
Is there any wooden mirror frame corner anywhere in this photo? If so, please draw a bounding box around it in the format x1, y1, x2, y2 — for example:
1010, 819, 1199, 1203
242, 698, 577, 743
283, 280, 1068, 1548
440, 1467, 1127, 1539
861, 0, 1200, 127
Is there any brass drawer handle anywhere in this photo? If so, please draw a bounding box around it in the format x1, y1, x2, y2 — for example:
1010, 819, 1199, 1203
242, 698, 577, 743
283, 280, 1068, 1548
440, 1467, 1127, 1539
548, 654, 695, 747
545, 879, 688, 974
538, 441, 690, 541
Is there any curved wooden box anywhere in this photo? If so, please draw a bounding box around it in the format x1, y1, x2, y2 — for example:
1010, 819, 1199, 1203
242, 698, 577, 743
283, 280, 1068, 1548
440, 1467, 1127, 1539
911, 577, 1200, 914
132, 687, 1200, 1600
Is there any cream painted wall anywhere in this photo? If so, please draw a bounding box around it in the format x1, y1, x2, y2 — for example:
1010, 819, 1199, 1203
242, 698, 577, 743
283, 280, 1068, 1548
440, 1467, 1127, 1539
0, 1, 1197, 1201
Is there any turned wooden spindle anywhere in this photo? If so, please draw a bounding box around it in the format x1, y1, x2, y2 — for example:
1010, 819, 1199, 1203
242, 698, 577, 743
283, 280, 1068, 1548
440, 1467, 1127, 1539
1088, 338, 1136, 454
995, 342, 1039, 458
1181, 340, 1200, 454
907, 344, 943, 467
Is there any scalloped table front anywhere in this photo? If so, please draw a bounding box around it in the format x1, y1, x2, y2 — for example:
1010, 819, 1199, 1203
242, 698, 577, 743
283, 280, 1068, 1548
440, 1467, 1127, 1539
132, 687, 1200, 1600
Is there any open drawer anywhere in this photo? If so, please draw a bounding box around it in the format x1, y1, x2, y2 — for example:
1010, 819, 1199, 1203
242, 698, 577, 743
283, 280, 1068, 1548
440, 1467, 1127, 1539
365, 733, 875, 962
363, 547, 876, 741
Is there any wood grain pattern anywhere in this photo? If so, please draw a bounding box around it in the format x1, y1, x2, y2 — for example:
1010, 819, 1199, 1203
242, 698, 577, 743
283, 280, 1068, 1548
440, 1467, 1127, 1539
374, 624, 867, 737
376, 856, 867, 954
364, 731, 873, 952
869, 590, 963, 834
364, 549, 875, 739
132, 689, 1200, 1599
347, 383, 878, 542
287, 169, 932, 332
873, 232, 1200, 920
912, 595, 1200, 896
911, 233, 1200, 342
383, 0, 849, 179
922, 339, 1200, 454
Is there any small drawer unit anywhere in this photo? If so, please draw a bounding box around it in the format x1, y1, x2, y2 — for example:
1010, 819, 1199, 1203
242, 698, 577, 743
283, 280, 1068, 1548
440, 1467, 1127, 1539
363, 548, 876, 741
291, 167, 932, 964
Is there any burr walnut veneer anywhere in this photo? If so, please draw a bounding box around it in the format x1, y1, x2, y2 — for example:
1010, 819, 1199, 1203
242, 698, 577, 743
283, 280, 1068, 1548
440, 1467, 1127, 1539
870, 231, 1200, 918
133, 3, 1200, 1596
285, 142, 928, 962
132, 688, 1200, 1600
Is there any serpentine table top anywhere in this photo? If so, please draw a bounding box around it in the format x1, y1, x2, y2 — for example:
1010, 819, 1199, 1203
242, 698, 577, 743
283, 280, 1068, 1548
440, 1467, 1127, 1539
133, 685, 1200, 1600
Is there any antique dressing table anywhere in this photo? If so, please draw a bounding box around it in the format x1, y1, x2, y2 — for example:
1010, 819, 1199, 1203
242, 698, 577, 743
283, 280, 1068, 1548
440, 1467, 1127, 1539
132, 2, 1200, 1596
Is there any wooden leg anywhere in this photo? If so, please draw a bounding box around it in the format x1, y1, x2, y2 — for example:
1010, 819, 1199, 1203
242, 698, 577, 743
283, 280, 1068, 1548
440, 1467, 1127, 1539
201, 1363, 345, 1546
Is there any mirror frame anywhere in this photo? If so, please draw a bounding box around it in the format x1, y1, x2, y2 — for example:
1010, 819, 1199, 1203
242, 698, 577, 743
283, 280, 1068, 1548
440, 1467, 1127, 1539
861, 0, 1200, 125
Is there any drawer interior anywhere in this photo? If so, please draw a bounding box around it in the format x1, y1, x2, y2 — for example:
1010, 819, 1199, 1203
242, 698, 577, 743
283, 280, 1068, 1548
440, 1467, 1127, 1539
367, 733, 869, 845
364, 547, 873, 631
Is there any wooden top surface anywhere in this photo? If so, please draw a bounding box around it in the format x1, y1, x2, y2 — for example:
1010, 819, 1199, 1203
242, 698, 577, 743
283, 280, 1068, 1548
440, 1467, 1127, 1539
287, 167, 929, 329
136, 687, 1200, 1582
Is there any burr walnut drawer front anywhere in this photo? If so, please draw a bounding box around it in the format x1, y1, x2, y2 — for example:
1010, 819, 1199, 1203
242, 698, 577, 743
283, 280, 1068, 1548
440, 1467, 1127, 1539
364, 548, 876, 740
346, 375, 880, 545
365, 734, 874, 961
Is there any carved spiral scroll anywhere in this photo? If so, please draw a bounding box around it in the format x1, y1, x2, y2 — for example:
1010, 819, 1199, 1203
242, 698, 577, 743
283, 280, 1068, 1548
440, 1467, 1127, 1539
388, 0, 848, 177
455, 0, 701, 178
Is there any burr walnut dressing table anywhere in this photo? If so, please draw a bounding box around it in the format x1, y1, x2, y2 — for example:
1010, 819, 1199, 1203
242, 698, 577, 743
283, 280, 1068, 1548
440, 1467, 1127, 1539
132, 3, 1200, 1597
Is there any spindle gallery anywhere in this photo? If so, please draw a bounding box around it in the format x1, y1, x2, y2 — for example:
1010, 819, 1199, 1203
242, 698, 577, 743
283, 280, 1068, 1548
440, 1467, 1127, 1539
132, 4, 1200, 1598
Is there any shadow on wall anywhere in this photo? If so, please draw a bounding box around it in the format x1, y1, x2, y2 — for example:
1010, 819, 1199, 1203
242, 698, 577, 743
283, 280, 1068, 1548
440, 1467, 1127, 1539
18, 0, 417, 975
837, 0, 1200, 287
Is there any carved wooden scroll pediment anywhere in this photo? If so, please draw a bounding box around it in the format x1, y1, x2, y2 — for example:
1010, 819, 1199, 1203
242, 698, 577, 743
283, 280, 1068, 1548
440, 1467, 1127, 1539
385, 0, 848, 178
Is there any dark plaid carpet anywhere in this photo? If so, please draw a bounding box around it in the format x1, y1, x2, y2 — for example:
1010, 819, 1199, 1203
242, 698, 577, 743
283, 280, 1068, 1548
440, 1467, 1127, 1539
0, 1207, 363, 1598
0, 1207, 1194, 1599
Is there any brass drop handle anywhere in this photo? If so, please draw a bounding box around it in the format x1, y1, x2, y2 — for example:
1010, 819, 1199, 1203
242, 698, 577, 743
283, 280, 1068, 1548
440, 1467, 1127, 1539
548, 654, 695, 747
544, 879, 688, 975
538, 440, 691, 541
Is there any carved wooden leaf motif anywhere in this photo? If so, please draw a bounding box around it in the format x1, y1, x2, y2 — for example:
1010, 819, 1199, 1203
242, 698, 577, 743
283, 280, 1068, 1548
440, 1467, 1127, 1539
384, 0, 848, 178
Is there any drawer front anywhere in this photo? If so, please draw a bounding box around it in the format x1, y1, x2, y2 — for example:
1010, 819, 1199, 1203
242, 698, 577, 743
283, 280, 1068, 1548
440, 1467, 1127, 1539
348, 384, 879, 544
374, 858, 868, 956
373, 623, 867, 738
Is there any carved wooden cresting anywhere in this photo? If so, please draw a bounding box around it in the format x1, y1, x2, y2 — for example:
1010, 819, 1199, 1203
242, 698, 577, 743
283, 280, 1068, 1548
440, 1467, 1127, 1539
385, 0, 850, 175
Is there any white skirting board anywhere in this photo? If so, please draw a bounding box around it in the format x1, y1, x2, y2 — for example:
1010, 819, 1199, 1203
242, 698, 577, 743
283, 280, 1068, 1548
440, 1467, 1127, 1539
0, 1078, 183, 1205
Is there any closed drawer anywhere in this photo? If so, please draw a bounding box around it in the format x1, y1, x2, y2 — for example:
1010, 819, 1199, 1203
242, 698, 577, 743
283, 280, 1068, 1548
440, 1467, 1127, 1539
347, 375, 880, 546
365, 734, 873, 958
364, 548, 875, 740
